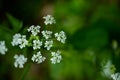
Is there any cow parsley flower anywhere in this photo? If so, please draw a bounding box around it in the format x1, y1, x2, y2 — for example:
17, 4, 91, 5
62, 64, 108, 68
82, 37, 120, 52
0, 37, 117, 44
19, 35, 28, 49
43, 15, 56, 25
111, 73, 120, 80
31, 51, 46, 64
55, 31, 66, 43
50, 50, 62, 64
33, 40, 42, 50
0, 41, 8, 55
14, 54, 27, 68
11, 33, 21, 46
42, 30, 52, 39
11, 33, 28, 49
101, 60, 115, 78
44, 40, 53, 50
27, 25, 40, 36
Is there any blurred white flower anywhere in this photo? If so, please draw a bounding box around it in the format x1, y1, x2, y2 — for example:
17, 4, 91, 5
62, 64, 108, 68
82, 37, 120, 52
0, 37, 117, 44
112, 40, 118, 50
0, 41, 8, 55
42, 30, 52, 39
27, 25, 40, 36
55, 31, 66, 43
19, 35, 28, 49
11, 33, 21, 46
111, 73, 120, 80
43, 15, 56, 25
31, 51, 46, 64
14, 54, 27, 68
50, 50, 62, 64
33, 40, 42, 50
44, 40, 53, 50
101, 60, 115, 78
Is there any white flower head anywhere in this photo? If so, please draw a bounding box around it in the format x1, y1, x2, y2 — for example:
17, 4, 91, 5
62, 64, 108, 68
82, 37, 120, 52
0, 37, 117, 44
11, 33, 28, 49
31, 51, 46, 64
33, 40, 42, 50
27, 25, 40, 36
43, 15, 56, 25
11, 33, 21, 46
19, 35, 28, 49
42, 30, 52, 39
0, 41, 8, 55
44, 40, 53, 50
111, 73, 120, 80
50, 50, 62, 64
14, 54, 27, 68
55, 31, 66, 43
101, 60, 115, 78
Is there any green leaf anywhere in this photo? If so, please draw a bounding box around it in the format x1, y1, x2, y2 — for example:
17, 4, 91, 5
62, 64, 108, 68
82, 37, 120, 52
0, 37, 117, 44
6, 13, 23, 32
0, 25, 12, 48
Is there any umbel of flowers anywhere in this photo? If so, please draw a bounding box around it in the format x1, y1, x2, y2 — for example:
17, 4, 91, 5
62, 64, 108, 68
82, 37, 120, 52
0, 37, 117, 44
10, 15, 67, 68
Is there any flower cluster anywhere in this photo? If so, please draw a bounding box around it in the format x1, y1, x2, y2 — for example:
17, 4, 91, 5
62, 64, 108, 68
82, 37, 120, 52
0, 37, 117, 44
111, 73, 120, 80
43, 15, 56, 25
42, 30, 52, 39
31, 51, 46, 64
44, 40, 53, 50
14, 54, 27, 68
55, 31, 66, 44
27, 25, 40, 36
10, 15, 66, 68
33, 40, 42, 50
50, 50, 62, 64
101, 60, 116, 78
0, 41, 8, 55
11, 33, 28, 49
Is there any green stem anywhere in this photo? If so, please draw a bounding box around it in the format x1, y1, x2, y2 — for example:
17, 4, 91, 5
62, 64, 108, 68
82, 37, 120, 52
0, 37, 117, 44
20, 63, 31, 80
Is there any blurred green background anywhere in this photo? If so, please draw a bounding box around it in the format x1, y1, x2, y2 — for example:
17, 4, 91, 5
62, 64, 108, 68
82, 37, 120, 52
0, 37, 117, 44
0, 0, 120, 80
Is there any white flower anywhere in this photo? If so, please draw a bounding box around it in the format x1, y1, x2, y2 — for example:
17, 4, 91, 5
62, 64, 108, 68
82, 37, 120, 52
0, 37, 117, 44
112, 40, 118, 50
11, 33, 21, 46
31, 51, 46, 64
111, 73, 120, 80
43, 15, 56, 25
27, 25, 40, 36
42, 30, 52, 39
33, 40, 42, 50
19, 35, 28, 49
11, 33, 28, 49
44, 40, 53, 50
101, 60, 115, 78
55, 31, 66, 43
50, 50, 62, 64
14, 54, 27, 68
0, 41, 8, 55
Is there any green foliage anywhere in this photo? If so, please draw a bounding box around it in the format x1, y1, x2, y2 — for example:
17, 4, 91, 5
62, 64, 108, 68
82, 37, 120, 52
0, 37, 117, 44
6, 13, 23, 32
